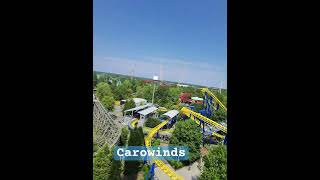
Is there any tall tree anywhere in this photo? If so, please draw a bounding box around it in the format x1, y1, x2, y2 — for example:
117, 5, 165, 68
136, 85, 153, 101
194, 88, 204, 98
170, 119, 202, 164
122, 99, 136, 113
155, 86, 170, 107
192, 103, 203, 112
127, 127, 144, 146
97, 74, 107, 84
199, 145, 227, 180
101, 96, 115, 111
124, 127, 144, 175
107, 150, 122, 180
209, 89, 227, 106
131, 79, 140, 92
168, 87, 181, 103
145, 118, 161, 128
93, 144, 112, 180
210, 109, 227, 123
96, 82, 113, 100
114, 80, 133, 100
119, 127, 129, 146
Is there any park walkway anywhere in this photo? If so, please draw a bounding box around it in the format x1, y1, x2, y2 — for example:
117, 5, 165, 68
154, 159, 203, 180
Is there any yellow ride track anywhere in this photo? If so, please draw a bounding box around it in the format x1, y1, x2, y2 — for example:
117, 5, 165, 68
181, 107, 227, 134
142, 88, 226, 179
188, 112, 225, 139
201, 88, 227, 112
130, 118, 138, 128
144, 119, 183, 180
143, 126, 174, 133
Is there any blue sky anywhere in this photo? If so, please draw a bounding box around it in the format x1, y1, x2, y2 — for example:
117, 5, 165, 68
94, 0, 227, 88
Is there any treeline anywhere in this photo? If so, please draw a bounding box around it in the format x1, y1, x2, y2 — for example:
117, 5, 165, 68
94, 72, 227, 111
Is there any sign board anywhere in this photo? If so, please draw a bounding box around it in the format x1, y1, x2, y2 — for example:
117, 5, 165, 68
153, 76, 159, 81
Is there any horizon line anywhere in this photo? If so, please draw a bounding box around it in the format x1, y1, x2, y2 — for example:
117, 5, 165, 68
94, 70, 227, 90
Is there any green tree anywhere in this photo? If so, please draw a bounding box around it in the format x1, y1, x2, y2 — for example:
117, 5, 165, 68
107, 150, 122, 180
136, 85, 153, 102
210, 89, 227, 107
142, 164, 151, 180
97, 74, 107, 84
163, 101, 175, 110
123, 99, 136, 113
124, 127, 145, 175
151, 138, 161, 146
96, 82, 113, 100
154, 86, 181, 109
101, 96, 115, 111
109, 78, 118, 93
114, 80, 133, 100
127, 127, 144, 146
192, 103, 203, 112
170, 119, 202, 164
173, 104, 183, 112
131, 79, 141, 92
145, 118, 161, 128
210, 109, 227, 123
180, 86, 196, 95
93, 144, 112, 180
199, 145, 227, 180
168, 87, 181, 103
155, 86, 170, 107
194, 88, 204, 98
119, 127, 129, 146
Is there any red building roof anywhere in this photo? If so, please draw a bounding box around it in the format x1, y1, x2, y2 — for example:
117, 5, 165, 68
179, 93, 191, 103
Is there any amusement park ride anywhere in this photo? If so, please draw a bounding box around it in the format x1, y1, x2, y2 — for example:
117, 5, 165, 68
93, 75, 227, 180
145, 88, 227, 180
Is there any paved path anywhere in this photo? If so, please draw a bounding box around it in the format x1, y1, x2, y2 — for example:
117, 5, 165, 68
113, 105, 124, 125
154, 160, 202, 180
153, 160, 174, 180
175, 161, 202, 180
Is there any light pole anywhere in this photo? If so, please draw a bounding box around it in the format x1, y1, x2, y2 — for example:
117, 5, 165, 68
152, 75, 158, 104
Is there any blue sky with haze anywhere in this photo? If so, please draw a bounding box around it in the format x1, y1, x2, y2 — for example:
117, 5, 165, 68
94, 0, 227, 88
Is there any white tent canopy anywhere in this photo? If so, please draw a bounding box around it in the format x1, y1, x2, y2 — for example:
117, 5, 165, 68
132, 98, 147, 106
124, 103, 152, 113
162, 110, 179, 118
191, 97, 203, 101
137, 106, 158, 116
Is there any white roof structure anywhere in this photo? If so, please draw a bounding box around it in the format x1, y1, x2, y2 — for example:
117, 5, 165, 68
132, 98, 147, 106
177, 83, 189, 87
124, 103, 152, 112
138, 106, 158, 116
153, 76, 159, 80
163, 110, 179, 118
191, 97, 203, 101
